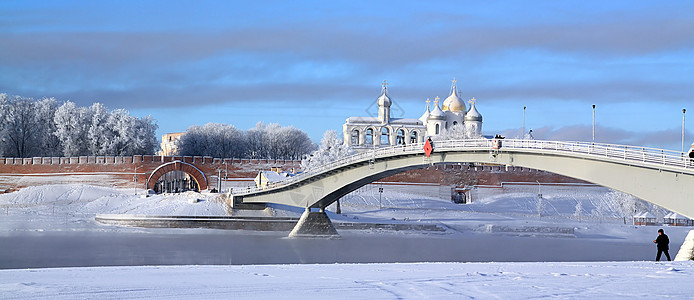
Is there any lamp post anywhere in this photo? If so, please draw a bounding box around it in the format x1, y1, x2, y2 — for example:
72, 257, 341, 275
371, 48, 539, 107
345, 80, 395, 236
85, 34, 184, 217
522, 106, 526, 139
683, 108, 687, 153
592, 104, 596, 143
536, 180, 543, 218
133, 165, 143, 195
217, 169, 223, 192
222, 161, 228, 192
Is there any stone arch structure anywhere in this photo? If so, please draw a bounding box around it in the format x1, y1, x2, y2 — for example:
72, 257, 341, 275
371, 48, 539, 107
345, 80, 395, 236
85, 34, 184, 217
364, 127, 376, 146
395, 128, 406, 145
146, 160, 208, 191
351, 129, 360, 145
409, 130, 420, 144
380, 127, 390, 145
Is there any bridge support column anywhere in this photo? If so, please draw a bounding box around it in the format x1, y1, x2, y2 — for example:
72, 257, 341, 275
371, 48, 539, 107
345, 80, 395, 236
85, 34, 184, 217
288, 208, 339, 238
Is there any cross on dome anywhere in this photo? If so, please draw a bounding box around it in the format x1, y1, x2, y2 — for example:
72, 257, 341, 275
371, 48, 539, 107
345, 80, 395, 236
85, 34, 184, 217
469, 97, 476, 105
434, 96, 440, 105
381, 80, 388, 89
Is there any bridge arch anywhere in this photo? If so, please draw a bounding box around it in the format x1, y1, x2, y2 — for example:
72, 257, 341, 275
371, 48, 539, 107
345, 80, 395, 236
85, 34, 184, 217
233, 140, 694, 219
146, 160, 208, 191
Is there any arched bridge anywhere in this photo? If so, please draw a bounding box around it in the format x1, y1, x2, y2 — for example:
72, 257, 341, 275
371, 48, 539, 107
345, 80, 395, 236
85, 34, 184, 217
232, 139, 694, 219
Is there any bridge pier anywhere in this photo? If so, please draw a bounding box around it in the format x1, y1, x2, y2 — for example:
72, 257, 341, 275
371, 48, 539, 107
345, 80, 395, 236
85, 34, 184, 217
288, 208, 339, 238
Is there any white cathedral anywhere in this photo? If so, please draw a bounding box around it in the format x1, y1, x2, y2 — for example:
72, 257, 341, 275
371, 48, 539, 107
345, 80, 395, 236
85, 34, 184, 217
343, 79, 483, 150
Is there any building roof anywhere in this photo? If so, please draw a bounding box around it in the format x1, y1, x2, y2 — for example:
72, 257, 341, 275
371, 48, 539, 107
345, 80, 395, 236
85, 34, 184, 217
390, 118, 424, 126
377, 84, 391, 107
465, 98, 483, 122
635, 211, 656, 218
428, 98, 446, 120
257, 170, 294, 183
346, 116, 381, 125
442, 81, 466, 113
419, 108, 430, 123
665, 212, 689, 220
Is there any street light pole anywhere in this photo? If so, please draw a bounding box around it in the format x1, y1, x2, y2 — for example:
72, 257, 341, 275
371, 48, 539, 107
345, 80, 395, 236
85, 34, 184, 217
522, 106, 526, 139
592, 104, 596, 143
217, 169, 223, 192
133, 165, 143, 195
536, 180, 543, 218
222, 161, 228, 192
683, 108, 687, 153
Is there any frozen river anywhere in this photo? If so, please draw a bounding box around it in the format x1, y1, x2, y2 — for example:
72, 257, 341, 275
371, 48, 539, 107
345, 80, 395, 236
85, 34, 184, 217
1, 184, 690, 269
0, 228, 659, 269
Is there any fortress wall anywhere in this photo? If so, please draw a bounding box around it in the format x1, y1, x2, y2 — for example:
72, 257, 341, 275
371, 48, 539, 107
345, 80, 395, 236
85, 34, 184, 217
0, 156, 302, 191
0, 155, 582, 192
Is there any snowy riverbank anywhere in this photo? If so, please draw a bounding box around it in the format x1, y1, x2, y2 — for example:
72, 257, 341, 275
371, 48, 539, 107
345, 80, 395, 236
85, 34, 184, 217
2, 261, 694, 299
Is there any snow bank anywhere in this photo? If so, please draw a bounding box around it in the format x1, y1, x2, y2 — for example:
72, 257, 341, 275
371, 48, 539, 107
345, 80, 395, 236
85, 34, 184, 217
0, 184, 121, 206
0, 184, 227, 217
78, 191, 227, 216
0, 185, 229, 233
675, 230, 694, 261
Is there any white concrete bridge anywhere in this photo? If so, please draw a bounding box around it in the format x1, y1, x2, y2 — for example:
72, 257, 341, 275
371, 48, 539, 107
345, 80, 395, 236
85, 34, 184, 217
231, 139, 694, 235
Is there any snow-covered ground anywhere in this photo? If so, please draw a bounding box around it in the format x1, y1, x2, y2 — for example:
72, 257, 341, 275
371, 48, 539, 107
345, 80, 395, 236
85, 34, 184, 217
1, 183, 693, 298
2, 261, 694, 299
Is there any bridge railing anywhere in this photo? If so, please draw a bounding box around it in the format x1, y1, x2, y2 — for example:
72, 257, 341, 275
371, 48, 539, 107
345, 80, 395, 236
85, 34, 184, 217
235, 138, 692, 195
494, 139, 692, 168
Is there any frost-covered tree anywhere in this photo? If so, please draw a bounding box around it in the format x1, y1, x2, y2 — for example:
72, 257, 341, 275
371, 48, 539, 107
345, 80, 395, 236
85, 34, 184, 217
0, 94, 9, 156
441, 123, 466, 140
87, 103, 110, 155
105, 109, 138, 156
274, 126, 315, 160
53, 102, 158, 156
0, 95, 157, 157
54, 101, 90, 156
0, 96, 37, 157
435, 123, 483, 141
536, 195, 545, 217
0, 95, 65, 157
574, 200, 583, 221
245, 122, 268, 159
177, 121, 314, 159
178, 123, 245, 158
34, 97, 63, 156
301, 130, 354, 170
241, 122, 314, 160
591, 190, 670, 220
131, 115, 159, 155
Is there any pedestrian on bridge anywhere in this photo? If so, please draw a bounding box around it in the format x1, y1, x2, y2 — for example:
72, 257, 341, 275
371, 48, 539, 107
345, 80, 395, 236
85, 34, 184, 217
653, 228, 671, 261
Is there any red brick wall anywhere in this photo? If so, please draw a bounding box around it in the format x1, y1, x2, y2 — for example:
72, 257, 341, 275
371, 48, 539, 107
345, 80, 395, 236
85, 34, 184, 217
0, 155, 584, 191
0, 155, 301, 190
381, 164, 588, 186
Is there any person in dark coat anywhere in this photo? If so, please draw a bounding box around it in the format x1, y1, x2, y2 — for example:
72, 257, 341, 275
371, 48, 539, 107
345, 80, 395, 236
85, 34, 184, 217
653, 228, 671, 261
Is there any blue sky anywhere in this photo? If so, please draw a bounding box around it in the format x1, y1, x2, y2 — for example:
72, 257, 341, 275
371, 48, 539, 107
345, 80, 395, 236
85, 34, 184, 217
1, 1, 693, 151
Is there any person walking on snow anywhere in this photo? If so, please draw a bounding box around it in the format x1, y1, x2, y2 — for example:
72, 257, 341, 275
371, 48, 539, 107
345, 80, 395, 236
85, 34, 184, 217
653, 228, 671, 261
